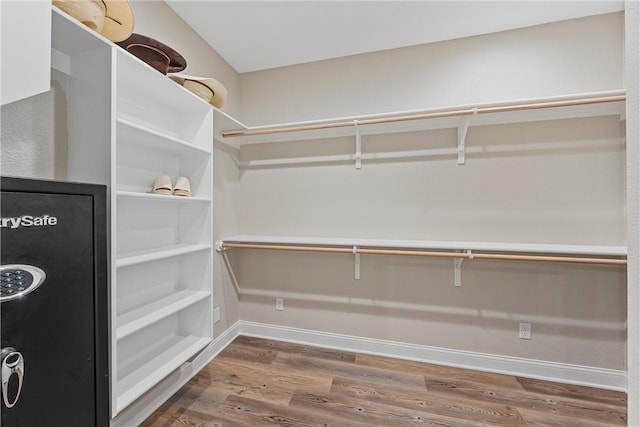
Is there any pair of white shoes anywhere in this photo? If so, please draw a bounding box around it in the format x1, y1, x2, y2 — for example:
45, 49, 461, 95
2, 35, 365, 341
152, 175, 191, 197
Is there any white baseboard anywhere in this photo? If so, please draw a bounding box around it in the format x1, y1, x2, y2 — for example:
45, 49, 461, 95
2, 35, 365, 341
238, 321, 627, 392
110, 322, 241, 427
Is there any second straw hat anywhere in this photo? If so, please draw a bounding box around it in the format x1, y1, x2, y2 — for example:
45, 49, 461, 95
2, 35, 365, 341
169, 73, 228, 108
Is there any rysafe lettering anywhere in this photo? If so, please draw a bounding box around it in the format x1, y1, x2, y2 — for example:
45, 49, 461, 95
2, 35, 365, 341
0, 215, 58, 229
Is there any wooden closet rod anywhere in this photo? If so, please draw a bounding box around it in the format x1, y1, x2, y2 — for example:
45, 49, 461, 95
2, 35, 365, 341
221, 94, 625, 138
220, 242, 627, 266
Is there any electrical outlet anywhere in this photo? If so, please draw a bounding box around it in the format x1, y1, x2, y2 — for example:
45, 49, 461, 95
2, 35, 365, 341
519, 322, 532, 340
214, 307, 221, 323
275, 297, 284, 311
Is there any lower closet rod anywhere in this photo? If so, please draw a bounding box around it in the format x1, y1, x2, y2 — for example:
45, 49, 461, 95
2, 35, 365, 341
220, 242, 627, 266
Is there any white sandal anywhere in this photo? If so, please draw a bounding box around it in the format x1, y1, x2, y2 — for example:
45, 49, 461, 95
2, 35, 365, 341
173, 176, 191, 197
151, 175, 173, 195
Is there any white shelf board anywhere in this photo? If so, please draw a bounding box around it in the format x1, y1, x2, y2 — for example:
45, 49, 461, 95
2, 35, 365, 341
51, 7, 113, 56
117, 244, 211, 268
115, 335, 210, 412
117, 118, 212, 155
116, 191, 211, 203
221, 235, 627, 257
116, 51, 212, 117
116, 290, 211, 340
213, 108, 248, 148
218, 90, 625, 146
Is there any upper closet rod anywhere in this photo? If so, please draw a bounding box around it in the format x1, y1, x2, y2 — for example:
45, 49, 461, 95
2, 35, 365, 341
221, 94, 625, 138
220, 242, 627, 266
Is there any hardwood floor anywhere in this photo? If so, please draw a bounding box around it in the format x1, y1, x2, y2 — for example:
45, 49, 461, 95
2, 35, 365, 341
141, 336, 627, 426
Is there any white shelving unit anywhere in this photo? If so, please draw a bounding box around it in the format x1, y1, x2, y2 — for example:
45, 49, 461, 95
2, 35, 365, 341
215, 89, 627, 264
219, 235, 627, 257
113, 50, 213, 415
215, 91, 625, 147
218, 236, 627, 286
214, 94, 627, 280
51, 7, 214, 418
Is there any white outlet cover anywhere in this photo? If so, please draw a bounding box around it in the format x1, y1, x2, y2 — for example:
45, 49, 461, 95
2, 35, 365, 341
519, 323, 532, 340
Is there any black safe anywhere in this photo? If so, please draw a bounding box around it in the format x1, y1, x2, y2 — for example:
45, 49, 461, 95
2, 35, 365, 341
0, 177, 109, 426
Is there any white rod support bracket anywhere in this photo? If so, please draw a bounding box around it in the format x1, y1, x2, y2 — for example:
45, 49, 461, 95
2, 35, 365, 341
353, 246, 361, 280
454, 257, 464, 287
454, 250, 473, 287
457, 108, 478, 165
354, 120, 362, 170
215, 240, 225, 252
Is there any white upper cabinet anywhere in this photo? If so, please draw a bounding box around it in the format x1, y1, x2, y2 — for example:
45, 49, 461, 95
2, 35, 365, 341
1, 1, 51, 105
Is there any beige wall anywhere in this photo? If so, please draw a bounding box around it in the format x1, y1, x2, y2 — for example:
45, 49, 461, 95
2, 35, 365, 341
230, 13, 627, 370
240, 13, 623, 125
129, 0, 240, 118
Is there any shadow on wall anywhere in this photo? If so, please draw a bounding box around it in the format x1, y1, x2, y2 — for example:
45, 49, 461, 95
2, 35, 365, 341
1, 80, 68, 180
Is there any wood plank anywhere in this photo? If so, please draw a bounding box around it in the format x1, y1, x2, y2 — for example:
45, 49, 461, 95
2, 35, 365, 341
356, 353, 525, 390
289, 388, 480, 427
218, 341, 278, 364
517, 407, 628, 427
423, 377, 627, 425
331, 376, 528, 426
516, 376, 627, 407
217, 393, 372, 427
273, 352, 427, 390
162, 381, 228, 414
139, 379, 229, 426
212, 355, 333, 391
191, 357, 298, 407
141, 407, 246, 427
233, 335, 358, 363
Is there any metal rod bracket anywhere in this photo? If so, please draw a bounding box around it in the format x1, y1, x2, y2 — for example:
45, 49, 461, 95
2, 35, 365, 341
215, 240, 226, 252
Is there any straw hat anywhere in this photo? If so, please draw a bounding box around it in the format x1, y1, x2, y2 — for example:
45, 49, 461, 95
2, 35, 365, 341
117, 34, 187, 75
101, 0, 135, 42
169, 73, 228, 108
53, 0, 134, 42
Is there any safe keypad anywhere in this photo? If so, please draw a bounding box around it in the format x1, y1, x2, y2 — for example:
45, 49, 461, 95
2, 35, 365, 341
0, 269, 34, 299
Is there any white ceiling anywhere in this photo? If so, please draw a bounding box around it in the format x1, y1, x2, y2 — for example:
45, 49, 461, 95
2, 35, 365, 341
165, 1, 624, 74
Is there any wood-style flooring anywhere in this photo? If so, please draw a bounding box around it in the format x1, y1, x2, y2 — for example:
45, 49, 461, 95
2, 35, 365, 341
141, 336, 627, 426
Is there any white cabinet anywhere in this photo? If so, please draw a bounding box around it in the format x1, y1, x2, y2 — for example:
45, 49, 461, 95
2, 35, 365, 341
1, 1, 51, 105
50, 8, 213, 418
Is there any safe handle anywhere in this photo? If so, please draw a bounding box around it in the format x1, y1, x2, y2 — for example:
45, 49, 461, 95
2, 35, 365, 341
1, 347, 24, 408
